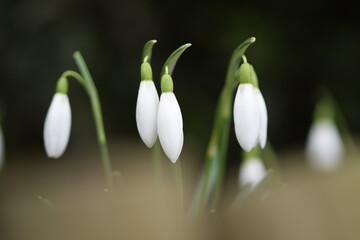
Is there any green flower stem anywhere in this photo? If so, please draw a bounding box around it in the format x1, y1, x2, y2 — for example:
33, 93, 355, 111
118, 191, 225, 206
61, 70, 86, 87
153, 140, 163, 185
190, 37, 256, 218
173, 160, 184, 214
73, 51, 114, 190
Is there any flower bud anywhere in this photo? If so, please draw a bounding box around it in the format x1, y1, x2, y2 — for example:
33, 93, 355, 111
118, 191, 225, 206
136, 80, 159, 148
306, 119, 344, 172
157, 92, 183, 163
234, 60, 267, 152
43, 93, 72, 158
233, 83, 260, 152
239, 157, 267, 188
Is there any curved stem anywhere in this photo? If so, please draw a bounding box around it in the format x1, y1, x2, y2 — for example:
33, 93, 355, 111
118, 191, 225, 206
72, 51, 114, 190
61, 70, 86, 88
189, 37, 256, 218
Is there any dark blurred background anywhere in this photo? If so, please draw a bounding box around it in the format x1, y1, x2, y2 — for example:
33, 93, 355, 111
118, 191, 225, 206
0, 0, 359, 168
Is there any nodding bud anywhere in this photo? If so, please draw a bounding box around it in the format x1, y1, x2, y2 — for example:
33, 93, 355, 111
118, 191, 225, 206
141, 61, 153, 81
161, 73, 174, 93
157, 92, 183, 163
306, 119, 344, 172
44, 93, 72, 158
234, 59, 268, 152
306, 93, 343, 172
136, 80, 159, 148
239, 157, 267, 189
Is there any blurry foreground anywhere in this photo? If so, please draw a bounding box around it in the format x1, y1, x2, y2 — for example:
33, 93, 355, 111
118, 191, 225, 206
1, 143, 360, 240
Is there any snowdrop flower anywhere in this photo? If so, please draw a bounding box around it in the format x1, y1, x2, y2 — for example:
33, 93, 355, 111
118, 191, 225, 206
233, 60, 268, 152
239, 157, 267, 189
306, 119, 344, 172
136, 61, 159, 148
157, 71, 183, 163
0, 125, 4, 170
44, 78, 71, 158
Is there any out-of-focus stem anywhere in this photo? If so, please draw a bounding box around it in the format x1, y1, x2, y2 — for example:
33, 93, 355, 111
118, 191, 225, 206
153, 140, 163, 185
174, 160, 184, 214
190, 37, 256, 218
73, 51, 114, 190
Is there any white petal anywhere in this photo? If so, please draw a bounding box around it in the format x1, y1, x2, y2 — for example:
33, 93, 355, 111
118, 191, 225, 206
157, 93, 183, 163
239, 157, 267, 188
256, 90, 268, 148
306, 119, 344, 172
233, 84, 260, 152
0, 126, 4, 170
136, 81, 159, 148
43, 93, 72, 158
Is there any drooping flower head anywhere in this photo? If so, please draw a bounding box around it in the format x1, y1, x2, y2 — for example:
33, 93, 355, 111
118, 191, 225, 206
157, 69, 183, 163
306, 95, 344, 172
43, 77, 72, 158
238, 146, 267, 189
233, 57, 268, 152
239, 157, 267, 189
136, 58, 159, 148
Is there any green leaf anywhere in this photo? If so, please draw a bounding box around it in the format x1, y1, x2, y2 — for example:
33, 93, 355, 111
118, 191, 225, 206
142, 40, 157, 63
161, 43, 191, 77
189, 37, 256, 218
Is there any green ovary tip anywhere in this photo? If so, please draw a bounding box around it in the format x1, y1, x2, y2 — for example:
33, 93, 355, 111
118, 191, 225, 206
141, 61, 153, 81
56, 77, 69, 94
161, 73, 174, 93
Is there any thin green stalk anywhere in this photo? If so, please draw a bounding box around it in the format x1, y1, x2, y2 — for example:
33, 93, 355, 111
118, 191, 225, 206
189, 37, 256, 218
61, 70, 85, 87
173, 160, 184, 214
73, 51, 114, 189
153, 140, 163, 185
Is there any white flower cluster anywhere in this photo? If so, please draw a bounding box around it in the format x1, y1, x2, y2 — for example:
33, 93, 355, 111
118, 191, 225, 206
136, 70, 183, 163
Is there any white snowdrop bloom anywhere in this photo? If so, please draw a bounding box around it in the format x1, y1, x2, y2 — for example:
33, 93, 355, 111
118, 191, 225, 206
256, 89, 268, 148
43, 93, 72, 158
306, 119, 344, 172
233, 84, 261, 152
239, 157, 267, 188
136, 80, 159, 148
157, 92, 183, 163
0, 126, 4, 169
